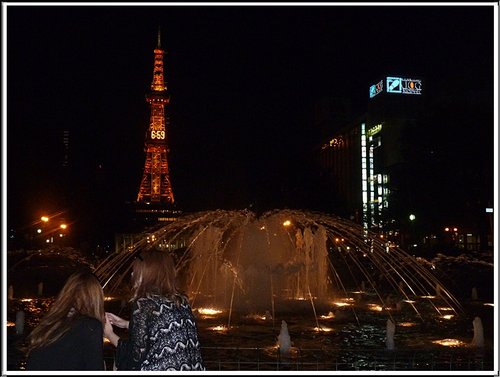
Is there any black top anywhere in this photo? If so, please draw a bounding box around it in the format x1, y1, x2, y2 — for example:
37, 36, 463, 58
116, 294, 204, 371
26, 316, 104, 371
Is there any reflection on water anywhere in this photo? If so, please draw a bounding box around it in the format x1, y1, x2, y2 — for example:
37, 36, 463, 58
432, 339, 467, 347
207, 325, 230, 332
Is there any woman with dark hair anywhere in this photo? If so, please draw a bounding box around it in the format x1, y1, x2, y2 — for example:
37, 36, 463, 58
104, 249, 204, 371
26, 270, 106, 370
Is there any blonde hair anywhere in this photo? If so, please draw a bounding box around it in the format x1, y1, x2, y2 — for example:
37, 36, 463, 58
130, 249, 184, 304
27, 270, 105, 353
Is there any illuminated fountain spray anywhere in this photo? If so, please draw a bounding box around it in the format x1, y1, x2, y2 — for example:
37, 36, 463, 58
386, 318, 395, 350
277, 320, 292, 355
95, 209, 464, 327
471, 316, 484, 348
471, 287, 478, 300
37, 281, 44, 297
15, 310, 25, 335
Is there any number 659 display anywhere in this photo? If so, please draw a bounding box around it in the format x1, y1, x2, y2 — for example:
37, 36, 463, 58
151, 130, 165, 139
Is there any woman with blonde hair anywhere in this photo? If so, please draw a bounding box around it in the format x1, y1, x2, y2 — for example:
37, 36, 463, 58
26, 270, 106, 370
104, 249, 204, 371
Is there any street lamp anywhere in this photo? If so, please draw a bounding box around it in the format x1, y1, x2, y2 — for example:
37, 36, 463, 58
36, 213, 70, 246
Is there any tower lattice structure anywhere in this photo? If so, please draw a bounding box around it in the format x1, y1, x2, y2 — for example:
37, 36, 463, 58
136, 30, 175, 205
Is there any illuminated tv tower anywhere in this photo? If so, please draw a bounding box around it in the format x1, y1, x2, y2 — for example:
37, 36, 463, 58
136, 28, 175, 205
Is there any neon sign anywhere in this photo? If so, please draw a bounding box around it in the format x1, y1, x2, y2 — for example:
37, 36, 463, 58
369, 80, 383, 98
387, 77, 422, 95
369, 76, 422, 97
367, 124, 382, 137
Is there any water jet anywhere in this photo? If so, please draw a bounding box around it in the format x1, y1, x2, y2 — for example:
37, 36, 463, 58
96, 209, 464, 327
277, 320, 291, 355
471, 316, 484, 348
386, 318, 395, 350
15, 310, 25, 335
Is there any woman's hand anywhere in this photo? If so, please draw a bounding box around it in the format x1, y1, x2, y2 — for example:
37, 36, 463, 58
103, 314, 120, 347
106, 312, 129, 329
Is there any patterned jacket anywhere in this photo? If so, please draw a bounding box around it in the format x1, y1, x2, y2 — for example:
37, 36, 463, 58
116, 294, 205, 371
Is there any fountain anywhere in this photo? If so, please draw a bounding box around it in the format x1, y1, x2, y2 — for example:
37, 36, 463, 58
277, 320, 291, 355
435, 283, 442, 297
96, 209, 463, 327
37, 281, 44, 297
471, 287, 478, 300
385, 318, 395, 350
7, 209, 495, 371
471, 316, 484, 348
15, 311, 25, 335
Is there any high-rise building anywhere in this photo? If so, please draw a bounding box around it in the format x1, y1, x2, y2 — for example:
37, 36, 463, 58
317, 75, 424, 248
363, 76, 424, 233
316, 74, 492, 254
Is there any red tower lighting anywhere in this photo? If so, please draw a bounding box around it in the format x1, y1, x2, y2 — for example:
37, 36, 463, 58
136, 28, 175, 205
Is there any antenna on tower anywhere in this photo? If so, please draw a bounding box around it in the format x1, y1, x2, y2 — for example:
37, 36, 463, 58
157, 26, 161, 48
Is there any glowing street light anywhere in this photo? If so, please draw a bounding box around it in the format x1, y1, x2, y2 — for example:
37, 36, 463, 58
35, 212, 70, 245
408, 214, 417, 250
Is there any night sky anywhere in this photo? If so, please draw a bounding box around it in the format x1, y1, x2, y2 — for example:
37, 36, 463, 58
5, 3, 496, 245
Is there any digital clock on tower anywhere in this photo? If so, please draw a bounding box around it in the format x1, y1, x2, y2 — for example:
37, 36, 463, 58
151, 130, 165, 140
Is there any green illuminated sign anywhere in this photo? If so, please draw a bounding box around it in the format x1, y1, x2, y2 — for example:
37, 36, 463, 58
367, 124, 382, 137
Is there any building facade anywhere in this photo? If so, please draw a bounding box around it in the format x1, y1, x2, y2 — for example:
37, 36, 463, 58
316, 75, 493, 254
